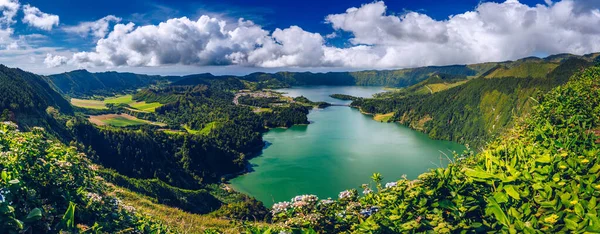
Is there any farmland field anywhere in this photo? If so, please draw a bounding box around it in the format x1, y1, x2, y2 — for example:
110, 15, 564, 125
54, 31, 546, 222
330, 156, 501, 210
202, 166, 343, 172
71, 94, 163, 112
88, 114, 166, 127
71, 98, 108, 110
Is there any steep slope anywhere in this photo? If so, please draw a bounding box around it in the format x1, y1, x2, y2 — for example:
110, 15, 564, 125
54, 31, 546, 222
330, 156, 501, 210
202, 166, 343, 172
261, 66, 600, 233
353, 57, 595, 146
0, 65, 72, 135
48, 70, 180, 97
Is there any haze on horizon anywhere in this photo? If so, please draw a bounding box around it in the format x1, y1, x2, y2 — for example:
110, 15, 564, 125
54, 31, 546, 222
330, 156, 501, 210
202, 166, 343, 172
0, 0, 599, 76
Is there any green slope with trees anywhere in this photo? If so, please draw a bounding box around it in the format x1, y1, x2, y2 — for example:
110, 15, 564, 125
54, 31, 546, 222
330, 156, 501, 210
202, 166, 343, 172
254, 65, 600, 233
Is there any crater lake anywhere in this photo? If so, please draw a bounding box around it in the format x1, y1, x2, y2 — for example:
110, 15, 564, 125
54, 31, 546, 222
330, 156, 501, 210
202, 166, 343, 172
229, 86, 465, 206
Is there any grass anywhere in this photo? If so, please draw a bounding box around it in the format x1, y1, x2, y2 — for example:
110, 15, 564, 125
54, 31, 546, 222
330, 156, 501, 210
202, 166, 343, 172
183, 125, 200, 135
71, 98, 108, 110
373, 112, 394, 122
71, 94, 163, 112
88, 114, 166, 127
113, 186, 242, 233
129, 101, 163, 112
103, 116, 147, 127
104, 95, 134, 104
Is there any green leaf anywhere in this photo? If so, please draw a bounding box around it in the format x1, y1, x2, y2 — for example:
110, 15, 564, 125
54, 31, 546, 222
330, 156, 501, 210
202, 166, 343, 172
535, 154, 552, 164
464, 168, 496, 180
564, 214, 580, 231
1, 170, 7, 181
25, 208, 42, 222
504, 185, 520, 200
493, 192, 509, 204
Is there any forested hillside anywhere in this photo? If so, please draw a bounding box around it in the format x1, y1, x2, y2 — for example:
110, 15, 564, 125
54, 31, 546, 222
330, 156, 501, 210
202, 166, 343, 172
353, 57, 596, 146
48, 70, 180, 97
0, 65, 73, 137
257, 65, 600, 233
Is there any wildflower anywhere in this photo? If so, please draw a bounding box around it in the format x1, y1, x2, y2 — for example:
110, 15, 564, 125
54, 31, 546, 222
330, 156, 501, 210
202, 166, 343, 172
272, 201, 291, 215
360, 206, 380, 217
581, 159, 590, 164
0, 194, 4, 203
544, 214, 559, 224
292, 201, 308, 208
121, 205, 136, 213
86, 192, 102, 203
339, 190, 352, 199
362, 188, 372, 195
385, 182, 398, 189
320, 198, 334, 205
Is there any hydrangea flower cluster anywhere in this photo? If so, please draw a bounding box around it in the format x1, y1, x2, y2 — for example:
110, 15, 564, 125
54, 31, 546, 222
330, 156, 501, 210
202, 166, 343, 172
359, 206, 379, 217
272, 201, 291, 215
385, 181, 398, 189
86, 192, 102, 203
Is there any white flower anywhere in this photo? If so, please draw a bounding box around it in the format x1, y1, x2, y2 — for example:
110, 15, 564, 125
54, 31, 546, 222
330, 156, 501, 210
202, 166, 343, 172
385, 182, 398, 189
272, 201, 291, 215
362, 188, 372, 195
339, 190, 353, 199
86, 192, 102, 203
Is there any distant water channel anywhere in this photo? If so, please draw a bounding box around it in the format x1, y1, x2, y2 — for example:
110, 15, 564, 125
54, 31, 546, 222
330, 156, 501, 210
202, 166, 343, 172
229, 86, 465, 206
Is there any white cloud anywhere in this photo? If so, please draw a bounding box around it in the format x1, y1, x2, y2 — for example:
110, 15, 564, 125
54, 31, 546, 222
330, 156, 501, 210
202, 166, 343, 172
22, 4, 59, 30
44, 53, 67, 67
58, 0, 600, 70
0, 0, 19, 26
63, 15, 121, 39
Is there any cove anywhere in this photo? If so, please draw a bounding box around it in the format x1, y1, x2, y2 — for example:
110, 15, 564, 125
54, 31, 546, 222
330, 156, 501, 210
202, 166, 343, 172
229, 86, 465, 206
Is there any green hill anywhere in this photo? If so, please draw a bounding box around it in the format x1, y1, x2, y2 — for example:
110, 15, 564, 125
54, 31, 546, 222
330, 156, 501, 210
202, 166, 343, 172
48, 70, 180, 97
0, 65, 72, 135
353, 57, 595, 146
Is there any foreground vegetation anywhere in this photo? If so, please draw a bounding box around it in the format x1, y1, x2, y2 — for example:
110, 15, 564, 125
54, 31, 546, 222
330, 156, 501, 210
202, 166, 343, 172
256, 66, 600, 233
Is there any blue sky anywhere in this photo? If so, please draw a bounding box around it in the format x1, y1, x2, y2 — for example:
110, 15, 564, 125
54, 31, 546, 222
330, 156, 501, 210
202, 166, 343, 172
2, 0, 600, 75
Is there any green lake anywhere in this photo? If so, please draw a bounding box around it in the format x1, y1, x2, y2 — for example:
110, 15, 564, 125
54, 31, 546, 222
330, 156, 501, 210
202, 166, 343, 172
229, 86, 465, 206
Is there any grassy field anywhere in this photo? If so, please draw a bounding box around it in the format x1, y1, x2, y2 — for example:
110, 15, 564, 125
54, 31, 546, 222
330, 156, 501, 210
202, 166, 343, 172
71, 98, 109, 110
415, 80, 469, 94
104, 95, 134, 104
71, 94, 163, 112
373, 112, 395, 122
89, 114, 165, 127
113, 186, 242, 233
130, 101, 163, 112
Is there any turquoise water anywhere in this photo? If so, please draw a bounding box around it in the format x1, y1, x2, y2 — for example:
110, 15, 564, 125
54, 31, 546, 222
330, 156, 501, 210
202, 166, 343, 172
230, 86, 465, 206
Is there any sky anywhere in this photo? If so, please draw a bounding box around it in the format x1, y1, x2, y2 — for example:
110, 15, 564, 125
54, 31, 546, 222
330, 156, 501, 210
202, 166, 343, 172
2, 0, 600, 75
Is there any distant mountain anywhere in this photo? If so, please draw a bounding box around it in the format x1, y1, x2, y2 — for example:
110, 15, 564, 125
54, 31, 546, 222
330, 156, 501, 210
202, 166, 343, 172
0, 65, 72, 134
49, 52, 600, 99
48, 69, 181, 97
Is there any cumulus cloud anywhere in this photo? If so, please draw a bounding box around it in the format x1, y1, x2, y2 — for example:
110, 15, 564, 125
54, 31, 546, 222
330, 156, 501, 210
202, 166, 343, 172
43, 53, 67, 67
0, 0, 19, 26
22, 4, 59, 30
61, 0, 600, 69
63, 15, 121, 39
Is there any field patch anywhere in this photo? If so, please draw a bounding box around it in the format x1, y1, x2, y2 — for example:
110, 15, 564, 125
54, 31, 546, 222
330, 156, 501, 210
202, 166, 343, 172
71, 98, 108, 110
72, 94, 163, 112
373, 112, 395, 122
104, 95, 134, 104
89, 114, 165, 127
129, 101, 163, 112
